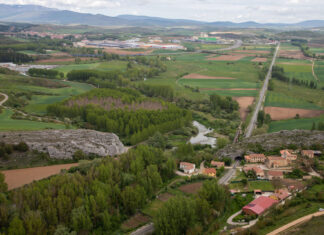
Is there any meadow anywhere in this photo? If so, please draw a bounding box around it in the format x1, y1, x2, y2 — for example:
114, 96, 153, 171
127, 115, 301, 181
0, 109, 66, 131
278, 63, 314, 82
55, 60, 128, 75
268, 115, 324, 132
265, 91, 322, 110
314, 61, 324, 83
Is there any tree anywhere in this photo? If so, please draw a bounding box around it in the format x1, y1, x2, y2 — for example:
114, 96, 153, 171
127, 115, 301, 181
154, 196, 196, 235
14, 142, 29, 152
257, 111, 265, 127
217, 138, 229, 149
311, 122, 316, 131
223, 157, 232, 166
54, 225, 76, 235
8, 217, 25, 235
73, 150, 86, 161
0, 172, 7, 193
71, 206, 92, 232
147, 132, 166, 149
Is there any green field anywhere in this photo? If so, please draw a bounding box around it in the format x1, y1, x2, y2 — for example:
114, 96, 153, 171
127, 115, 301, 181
309, 47, 324, 54
0, 109, 66, 131
314, 62, 324, 83
268, 115, 324, 132
141, 52, 262, 100
55, 61, 128, 75
278, 63, 315, 82
0, 74, 93, 115
201, 89, 258, 97
22, 81, 93, 114
178, 79, 259, 89
265, 91, 322, 110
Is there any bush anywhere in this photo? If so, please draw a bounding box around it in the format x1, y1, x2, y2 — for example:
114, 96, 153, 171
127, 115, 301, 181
73, 150, 86, 161
13, 142, 29, 152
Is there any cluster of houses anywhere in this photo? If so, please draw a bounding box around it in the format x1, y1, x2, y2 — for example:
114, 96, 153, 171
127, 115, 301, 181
179, 160, 225, 177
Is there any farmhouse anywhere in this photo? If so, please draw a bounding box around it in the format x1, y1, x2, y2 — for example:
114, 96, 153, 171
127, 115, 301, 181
301, 150, 314, 159
267, 170, 284, 180
211, 161, 225, 168
266, 156, 288, 168
271, 189, 290, 201
204, 168, 216, 177
244, 154, 266, 163
242, 196, 278, 216
280, 149, 297, 161
179, 162, 195, 174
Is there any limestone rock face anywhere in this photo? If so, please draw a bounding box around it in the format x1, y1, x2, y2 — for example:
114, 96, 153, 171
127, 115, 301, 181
0, 129, 126, 159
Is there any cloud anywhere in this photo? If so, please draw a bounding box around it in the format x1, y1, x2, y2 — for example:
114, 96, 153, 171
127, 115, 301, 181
0, 0, 324, 23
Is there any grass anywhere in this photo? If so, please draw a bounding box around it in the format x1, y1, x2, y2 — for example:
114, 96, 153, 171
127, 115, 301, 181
201, 89, 258, 97
55, 61, 128, 75
178, 79, 260, 89
0, 109, 66, 131
268, 115, 324, 132
278, 63, 315, 82
257, 202, 324, 235
229, 180, 274, 192
265, 91, 322, 110
314, 62, 324, 83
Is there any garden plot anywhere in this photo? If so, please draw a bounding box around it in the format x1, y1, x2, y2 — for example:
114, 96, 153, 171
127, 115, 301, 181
264, 107, 324, 120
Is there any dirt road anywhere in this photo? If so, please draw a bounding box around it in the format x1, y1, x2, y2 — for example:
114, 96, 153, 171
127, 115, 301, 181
267, 211, 324, 235
0, 92, 8, 106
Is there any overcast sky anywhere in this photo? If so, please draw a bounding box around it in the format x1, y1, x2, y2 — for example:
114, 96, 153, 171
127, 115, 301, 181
2, 0, 324, 23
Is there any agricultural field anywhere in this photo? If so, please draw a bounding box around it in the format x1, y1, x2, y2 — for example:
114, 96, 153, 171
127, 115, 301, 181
0, 109, 66, 131
55, 60, 128, 75
264, 42, 324, 132
0, 74, 93, 115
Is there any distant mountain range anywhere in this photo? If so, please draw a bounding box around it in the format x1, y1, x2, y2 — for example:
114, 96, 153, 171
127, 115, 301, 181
1, 4, 324, 28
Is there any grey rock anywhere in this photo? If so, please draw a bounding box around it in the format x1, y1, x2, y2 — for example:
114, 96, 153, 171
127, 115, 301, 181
0, 129, 126, 159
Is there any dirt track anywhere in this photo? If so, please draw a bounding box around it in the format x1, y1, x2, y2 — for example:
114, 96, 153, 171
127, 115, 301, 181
2, 163, 79, 190
183, 73, 235, 79
264, 107, 324, 120
267, 211, 324, 235
233, 97, 255, 120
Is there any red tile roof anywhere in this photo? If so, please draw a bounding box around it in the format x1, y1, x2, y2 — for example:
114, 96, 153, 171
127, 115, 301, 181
204, 168, 216, 174
211, 161, 224, 167
268, 170, 283, 177
243, 196, 277, 215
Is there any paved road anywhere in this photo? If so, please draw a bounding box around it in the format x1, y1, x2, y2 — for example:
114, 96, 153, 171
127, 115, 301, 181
267, 211, 324, 235
0, 92, 8, 106
218, 160, 240, 185
130, 223, 154, 235
245, 43, 280, 138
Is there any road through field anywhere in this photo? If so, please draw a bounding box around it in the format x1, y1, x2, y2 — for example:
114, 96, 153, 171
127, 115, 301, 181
218, 160, 240, 185
245, 43, 280, 138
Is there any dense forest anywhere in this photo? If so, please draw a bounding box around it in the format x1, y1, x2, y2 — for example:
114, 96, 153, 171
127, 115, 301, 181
0, 51, 33, 63
0, 145, 176, 234
47, 88, 192, 144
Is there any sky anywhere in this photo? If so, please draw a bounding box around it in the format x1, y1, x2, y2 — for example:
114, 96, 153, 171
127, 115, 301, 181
1, 0, 324, 23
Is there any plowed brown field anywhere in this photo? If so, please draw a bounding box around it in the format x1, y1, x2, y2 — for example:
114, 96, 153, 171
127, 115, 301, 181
2, 163, 79, 190
233, 97, 255, 120
183, 73, 235, 79
264, 107, 324, 120
207, 54, 246, 61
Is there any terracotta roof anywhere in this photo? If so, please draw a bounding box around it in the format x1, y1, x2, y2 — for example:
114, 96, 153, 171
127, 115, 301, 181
275, 189, 290, 201
301, 150, 314, 155
243, 196, 278, 215
204, 168, 216, 174
268, 170, 283, 177
267, 156, 286, 161
180, 162, 195, 170
211, 161, 224, 167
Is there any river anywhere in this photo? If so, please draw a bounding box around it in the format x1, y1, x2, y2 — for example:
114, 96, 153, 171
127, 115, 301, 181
189, 121, 217, 148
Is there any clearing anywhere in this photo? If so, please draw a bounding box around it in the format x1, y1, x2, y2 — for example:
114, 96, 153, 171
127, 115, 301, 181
178, 182, 203, 194
2, 163, 79, 190
264, 107, 324, 120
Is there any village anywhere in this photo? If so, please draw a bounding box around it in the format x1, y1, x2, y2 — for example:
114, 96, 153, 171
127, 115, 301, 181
177, 148, 323, 230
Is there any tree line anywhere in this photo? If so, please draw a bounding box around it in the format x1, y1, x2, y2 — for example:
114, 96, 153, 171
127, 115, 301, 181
136, 84, 174, 101
0, 145, 176, 234
0, 51, 33, 63
47, 88, 192, 145
28, 68, 64, 79
272, 66, 318, 89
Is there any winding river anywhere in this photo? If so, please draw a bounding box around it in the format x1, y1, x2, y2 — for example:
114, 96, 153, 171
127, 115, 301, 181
189, 121, 217, 148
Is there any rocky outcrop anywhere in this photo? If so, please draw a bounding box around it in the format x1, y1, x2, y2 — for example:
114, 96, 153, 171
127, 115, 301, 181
217, 130, 324, 159
0, 129, 126, 159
